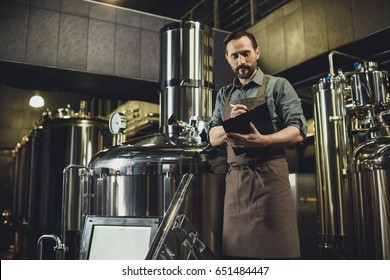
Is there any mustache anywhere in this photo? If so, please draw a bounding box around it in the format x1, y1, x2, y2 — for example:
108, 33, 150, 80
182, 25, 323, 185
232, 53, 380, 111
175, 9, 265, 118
236, 65, 252, 72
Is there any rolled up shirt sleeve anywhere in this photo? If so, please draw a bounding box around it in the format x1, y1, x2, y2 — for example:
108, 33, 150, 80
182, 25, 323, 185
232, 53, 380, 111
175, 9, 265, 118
207, 86, 229, 135
263, 76, 307, 140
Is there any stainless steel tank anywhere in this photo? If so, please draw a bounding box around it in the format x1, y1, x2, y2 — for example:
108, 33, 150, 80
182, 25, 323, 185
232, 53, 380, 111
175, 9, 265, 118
351, 137, 390, 259
159, 21, 214, 139
313, 51, 390, 259
86, 21, 227, 259
312, 76, 352, 254
17, 104, 112, 259
12, 134, 32, 259
33, 108, 111, 232
350, 61, 389, 108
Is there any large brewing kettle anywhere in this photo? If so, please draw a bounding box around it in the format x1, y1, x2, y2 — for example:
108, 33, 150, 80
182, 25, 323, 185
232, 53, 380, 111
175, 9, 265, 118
87, 131, 227, 258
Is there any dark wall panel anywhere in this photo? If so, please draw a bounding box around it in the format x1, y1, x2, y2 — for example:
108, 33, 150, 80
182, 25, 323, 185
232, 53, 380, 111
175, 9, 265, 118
0, 0, 239, 103
26, 8, 60, 66
87, 19, 115, 74
31, 0, 61, 11
115, 25, 141, 78
60, 0, 90, 17
140, 30, 160, 81
303, 1, 328, 59
267, 18, 286, 73
326, 0, 354, 50
116, 8, 141, 27
285, 8, 305, 68
141, 13, 166, 32
214, 30, 234, 91
0, 2, 28, 61
89, 1, 115, 22
352, 0, 385, 40
384, 0, 390, 27
58, 14, 88, 70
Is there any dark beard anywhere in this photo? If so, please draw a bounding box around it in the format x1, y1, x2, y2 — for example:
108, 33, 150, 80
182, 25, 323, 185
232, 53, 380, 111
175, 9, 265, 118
234, 65, 255, 79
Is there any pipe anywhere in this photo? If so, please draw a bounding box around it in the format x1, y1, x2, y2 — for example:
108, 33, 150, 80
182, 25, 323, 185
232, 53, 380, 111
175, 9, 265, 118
328, 51, 366, 78
37, 234, 64, 260
250, 0, 257, 25
145, 173, 194, 260
61, 165, 89, 254
214, 0, 219, 28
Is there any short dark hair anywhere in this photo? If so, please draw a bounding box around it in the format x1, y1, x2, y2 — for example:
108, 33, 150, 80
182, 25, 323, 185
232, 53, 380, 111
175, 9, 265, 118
223, 30, 258, 53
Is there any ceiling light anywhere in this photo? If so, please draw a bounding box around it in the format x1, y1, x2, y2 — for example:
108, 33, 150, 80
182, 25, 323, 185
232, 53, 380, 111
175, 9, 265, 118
29, 93, 45, 108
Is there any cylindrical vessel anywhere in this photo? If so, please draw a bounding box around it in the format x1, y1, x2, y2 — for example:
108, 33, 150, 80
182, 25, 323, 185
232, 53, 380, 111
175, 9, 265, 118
13, 136, 31, 227
88, 134, 227, 259
159, 21, 214, 137
32, 110, 111, 233
351, 137, 390, 259
16, 106, 112, 259
85, 22, 227, 259
12, 135, 32, 259
312, 78, 352, 251
350, 62, 389, 108
313, 54, 390, 259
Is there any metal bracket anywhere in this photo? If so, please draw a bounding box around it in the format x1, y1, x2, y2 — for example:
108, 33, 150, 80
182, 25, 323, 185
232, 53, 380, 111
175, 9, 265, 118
172, 214, 215, 260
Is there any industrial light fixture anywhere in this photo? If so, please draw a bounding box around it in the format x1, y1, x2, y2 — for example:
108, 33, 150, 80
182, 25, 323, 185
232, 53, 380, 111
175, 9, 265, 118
29, 92, 44, 108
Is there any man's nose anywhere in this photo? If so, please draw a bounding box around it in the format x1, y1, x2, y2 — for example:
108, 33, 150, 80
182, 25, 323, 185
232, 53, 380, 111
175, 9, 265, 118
238, 54, 246, 64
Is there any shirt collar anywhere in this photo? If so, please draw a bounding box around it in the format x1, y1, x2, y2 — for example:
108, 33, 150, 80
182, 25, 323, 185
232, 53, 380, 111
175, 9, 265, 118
232, 67, 264, 88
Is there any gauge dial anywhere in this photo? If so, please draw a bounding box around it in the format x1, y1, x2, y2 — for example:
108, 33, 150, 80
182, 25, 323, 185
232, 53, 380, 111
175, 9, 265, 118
109, 112, 127, 134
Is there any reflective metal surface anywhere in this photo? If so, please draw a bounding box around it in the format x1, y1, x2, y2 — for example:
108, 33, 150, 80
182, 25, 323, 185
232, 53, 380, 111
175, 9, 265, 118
160, 21, 214, 139
350, 62, 388, 108
83, 22, 227, 259
12, 105, 112, 259
313, 51, 390, 259
312, 77, 351, 249
351, 137, 390, 259
87, 133, 227, 258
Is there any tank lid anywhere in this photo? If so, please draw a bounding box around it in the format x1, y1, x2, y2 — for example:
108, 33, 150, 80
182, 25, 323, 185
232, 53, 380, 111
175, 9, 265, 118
160, 21, 212, 34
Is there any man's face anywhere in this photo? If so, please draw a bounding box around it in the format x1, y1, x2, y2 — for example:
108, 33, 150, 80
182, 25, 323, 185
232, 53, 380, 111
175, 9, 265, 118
225, 36, 260, 80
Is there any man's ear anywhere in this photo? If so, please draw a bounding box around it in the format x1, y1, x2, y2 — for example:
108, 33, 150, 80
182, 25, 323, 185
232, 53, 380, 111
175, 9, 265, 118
255, 47, 260, 60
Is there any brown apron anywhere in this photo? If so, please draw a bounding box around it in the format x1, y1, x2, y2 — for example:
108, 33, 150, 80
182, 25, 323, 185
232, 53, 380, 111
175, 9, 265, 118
222, 75, 300, 259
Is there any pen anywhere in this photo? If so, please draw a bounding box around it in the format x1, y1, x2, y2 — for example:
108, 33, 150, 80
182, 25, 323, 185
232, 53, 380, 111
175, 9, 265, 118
230, 103, 248, 111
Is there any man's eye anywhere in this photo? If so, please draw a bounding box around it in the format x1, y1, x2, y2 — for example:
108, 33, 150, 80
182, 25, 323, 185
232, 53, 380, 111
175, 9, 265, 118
232, 54, 238, 59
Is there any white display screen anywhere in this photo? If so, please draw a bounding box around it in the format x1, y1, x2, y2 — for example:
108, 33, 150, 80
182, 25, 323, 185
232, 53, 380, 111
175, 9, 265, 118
88, 225, 152, 260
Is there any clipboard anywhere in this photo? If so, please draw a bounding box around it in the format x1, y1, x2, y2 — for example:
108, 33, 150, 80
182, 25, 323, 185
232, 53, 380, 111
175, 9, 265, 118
222, 103, 274, 135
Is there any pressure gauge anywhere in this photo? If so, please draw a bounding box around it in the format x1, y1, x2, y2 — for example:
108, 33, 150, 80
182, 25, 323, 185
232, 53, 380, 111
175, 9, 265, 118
109, 112, 127, 134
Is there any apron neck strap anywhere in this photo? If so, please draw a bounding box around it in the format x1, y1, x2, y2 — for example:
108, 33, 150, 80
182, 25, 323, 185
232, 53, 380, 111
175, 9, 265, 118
224, 74, 268, 113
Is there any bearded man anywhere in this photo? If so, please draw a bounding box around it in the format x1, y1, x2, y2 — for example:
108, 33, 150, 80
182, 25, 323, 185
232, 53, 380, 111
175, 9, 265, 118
208, 30, 307, 259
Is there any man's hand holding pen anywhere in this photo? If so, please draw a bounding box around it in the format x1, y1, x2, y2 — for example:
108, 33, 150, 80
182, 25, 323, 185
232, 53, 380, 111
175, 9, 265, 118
229, 103, 248, 118
224, 103, 267, 148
